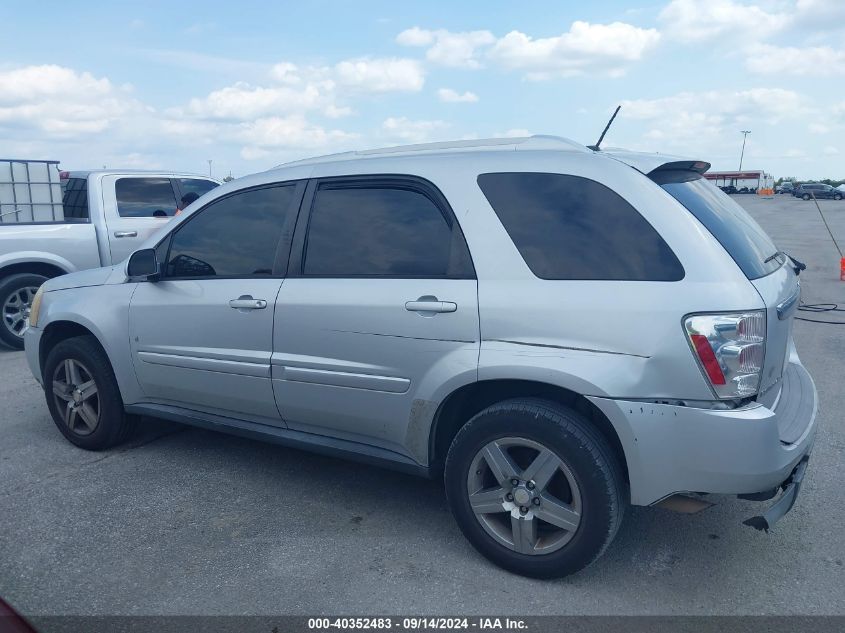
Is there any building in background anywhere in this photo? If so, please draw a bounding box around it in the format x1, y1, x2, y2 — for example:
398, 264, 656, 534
704, 170, 773, 191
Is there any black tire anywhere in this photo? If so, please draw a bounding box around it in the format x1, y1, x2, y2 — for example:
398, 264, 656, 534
835, 194, 842, 201
444, 398, 626, 578
43, 335, 136, 450
802, 194, 811, 201
0, 273, 48, 349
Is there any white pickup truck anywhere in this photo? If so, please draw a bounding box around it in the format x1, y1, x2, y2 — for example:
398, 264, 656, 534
0, 159, 219, 348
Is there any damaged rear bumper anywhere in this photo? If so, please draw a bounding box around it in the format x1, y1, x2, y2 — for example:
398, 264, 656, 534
741, 456, 809, 532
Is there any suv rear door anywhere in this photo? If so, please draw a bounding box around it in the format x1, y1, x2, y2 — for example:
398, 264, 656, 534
271, 176, 479, 462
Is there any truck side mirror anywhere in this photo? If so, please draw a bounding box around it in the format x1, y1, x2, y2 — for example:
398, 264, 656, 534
127, 248, 160, 281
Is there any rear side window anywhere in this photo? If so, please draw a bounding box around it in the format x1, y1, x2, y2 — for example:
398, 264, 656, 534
302, 184, 474, 277
164, 185, 296, 278
61, 177, 89, 221
653, 171, 779, 280
477, 172, 684, 281
177, 178, 219, 199
116, 178, 178, 218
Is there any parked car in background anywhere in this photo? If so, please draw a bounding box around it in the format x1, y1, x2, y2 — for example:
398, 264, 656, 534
23, 136, 817, 579
0, 160, 219, 348
794, 183, 843, 201
720, 185, 738, 194
776, 182, 794, 194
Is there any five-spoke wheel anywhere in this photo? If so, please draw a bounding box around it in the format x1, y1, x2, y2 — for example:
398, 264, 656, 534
52, 358, 100, 436
43, 335, 136, 450
445, 398, 626, 578
467, 437, 582, 555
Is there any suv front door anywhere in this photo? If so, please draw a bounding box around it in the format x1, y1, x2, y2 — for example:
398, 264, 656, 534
128, 182, 304, 424
272, 176, 479, 462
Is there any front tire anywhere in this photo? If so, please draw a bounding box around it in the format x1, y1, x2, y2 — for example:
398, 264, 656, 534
835, 194, 842, 201
802, 193, 811, 200
43, 335, 136, 450
444, 398, 626, 578
0, 273, 47, 349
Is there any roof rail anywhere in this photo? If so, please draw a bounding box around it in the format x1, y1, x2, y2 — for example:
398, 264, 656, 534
277, 135, 589, 168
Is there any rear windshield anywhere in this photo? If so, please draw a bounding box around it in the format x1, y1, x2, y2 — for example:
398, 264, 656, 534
652, 171, 780, 279
60, 177, 89, 221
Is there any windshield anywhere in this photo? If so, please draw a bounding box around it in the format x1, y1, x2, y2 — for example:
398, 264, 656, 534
652, 171, 781, 279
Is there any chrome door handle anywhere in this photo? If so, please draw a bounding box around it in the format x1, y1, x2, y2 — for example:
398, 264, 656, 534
229, 296, 268, 310
113, 231, 138, 238
405, 300, 457, 313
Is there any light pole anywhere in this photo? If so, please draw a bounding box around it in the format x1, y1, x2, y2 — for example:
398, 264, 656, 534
738, 130, 751, 172
207, 159, 213, 177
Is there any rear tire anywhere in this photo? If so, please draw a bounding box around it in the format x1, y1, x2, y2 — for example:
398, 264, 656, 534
444, 398, 626, 578
0, 273, 47, 349
43, 335, 136, 450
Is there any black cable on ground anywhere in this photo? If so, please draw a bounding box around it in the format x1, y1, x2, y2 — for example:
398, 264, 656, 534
796, 302, 845, 324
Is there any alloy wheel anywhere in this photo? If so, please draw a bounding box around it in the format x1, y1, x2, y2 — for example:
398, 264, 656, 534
466, 437, 582, 555
2, 285, 39, 339
52, 359, 100, 436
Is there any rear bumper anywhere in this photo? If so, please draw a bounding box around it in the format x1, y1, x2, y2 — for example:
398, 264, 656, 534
588, 359, 818, 507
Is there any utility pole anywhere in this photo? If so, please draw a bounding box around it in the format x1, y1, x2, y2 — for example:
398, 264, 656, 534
738, 130, 751, 171
207, 159, 213, 177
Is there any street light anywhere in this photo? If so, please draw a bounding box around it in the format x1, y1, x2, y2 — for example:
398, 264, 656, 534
738, 131, 751, 171
207, 159, 213, 177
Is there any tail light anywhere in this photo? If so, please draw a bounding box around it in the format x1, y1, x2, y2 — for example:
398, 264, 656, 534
684, 311, 766, 399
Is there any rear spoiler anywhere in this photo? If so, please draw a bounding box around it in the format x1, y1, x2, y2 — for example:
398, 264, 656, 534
648, 160, 710, 176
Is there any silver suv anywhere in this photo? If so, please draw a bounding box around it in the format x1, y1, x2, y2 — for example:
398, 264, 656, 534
24, 136, 818, 578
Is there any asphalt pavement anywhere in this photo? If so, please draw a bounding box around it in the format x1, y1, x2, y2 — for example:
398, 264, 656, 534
1, 193, 843, 616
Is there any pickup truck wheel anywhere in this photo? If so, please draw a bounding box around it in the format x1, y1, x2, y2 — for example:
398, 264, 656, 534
802, 193, 811, 200
444, 398, 626, 578
43, 335, 136, 450
0, 273, 48, 349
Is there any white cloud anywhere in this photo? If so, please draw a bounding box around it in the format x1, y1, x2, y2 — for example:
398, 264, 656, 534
622, 89, 810, 128
795, 0, 845, 23
236, 115, 358, 153
487, 21, 660, 79
659, 0, 788, 42
397, 28, 495, 68
396, 26, 435, 47
0, 65, 146, 138
381, 117, 448, 143
333, 57, 425, 92
745, 44, 845, 75
611, 88, 815, 157
437, 88, 479, 103
181, 82, 324, 120
822, 145, 840, 156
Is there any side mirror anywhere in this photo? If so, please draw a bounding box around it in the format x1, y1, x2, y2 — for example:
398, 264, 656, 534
127, 248, 160, 281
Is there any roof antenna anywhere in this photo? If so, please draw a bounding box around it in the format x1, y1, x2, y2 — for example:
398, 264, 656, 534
588, 105, 621, 151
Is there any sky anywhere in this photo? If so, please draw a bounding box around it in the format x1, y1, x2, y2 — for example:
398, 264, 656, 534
1, 0, 843, 180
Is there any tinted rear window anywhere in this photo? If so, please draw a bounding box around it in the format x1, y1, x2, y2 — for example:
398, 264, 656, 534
61, 177, 89, 221
303, 184, 474, 278
178, 178, 219, 198
477, 172, 684, 281
116, 177, 178, 218
653, 171, 779, 279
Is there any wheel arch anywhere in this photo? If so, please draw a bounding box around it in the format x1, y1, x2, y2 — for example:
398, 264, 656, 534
38, 320, 107, 382
428, 379, 630, 485
0, 255, 73, 281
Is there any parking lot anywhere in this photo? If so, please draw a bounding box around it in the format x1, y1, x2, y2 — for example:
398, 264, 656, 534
1, 193, 844, 616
